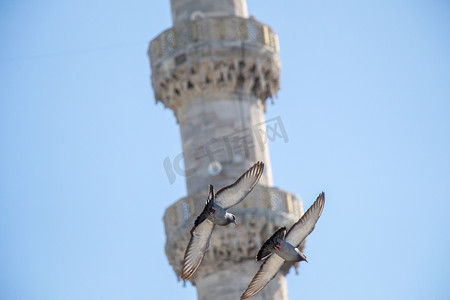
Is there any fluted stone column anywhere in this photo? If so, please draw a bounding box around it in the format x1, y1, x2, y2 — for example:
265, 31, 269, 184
149, 1, 302, 299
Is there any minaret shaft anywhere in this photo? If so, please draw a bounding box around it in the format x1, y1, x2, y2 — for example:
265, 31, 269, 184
177, 93, 273, 195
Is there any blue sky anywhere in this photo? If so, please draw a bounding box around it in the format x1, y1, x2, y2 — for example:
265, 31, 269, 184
1, 1, 449, 299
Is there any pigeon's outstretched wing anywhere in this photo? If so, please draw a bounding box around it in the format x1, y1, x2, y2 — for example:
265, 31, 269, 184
181, 219, 215, 281
240, 254, 285, 299
215, 161, 264, 209
285, 192, 325, 247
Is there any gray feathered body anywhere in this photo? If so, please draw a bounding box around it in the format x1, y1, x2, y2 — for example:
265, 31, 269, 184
207, 203, 234, 226
256, 227, 303, 262
273, 239, 302, 262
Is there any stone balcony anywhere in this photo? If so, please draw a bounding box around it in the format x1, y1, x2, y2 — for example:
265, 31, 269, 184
163, 185, 304, 282
147, 16, 281, 116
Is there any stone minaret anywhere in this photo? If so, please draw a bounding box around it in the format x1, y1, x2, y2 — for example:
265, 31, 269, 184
148, 1, 303, 299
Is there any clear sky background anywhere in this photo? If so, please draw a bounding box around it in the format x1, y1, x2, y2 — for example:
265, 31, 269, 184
1, 1, 449, 299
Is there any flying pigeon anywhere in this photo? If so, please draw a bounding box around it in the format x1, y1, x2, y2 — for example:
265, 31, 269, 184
241, 192, 325, 299
181, 161, 265, 281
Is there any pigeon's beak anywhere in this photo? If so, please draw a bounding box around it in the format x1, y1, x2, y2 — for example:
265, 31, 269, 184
233, 220, 237, 226
305, 259, 308, 263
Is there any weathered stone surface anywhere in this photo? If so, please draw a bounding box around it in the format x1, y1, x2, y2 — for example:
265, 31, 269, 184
195, 261, 287, 300
177, 96, 274, 195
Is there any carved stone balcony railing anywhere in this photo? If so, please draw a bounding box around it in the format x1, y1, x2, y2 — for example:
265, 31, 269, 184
148, 16, 279, 67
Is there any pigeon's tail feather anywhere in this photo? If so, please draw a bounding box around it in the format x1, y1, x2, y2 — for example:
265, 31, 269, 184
256, 227, 287, 261
207, 184, 214, 204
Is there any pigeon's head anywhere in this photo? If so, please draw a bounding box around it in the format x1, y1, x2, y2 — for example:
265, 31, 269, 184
300, 252, 308, 263
226, 213, 237, 225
